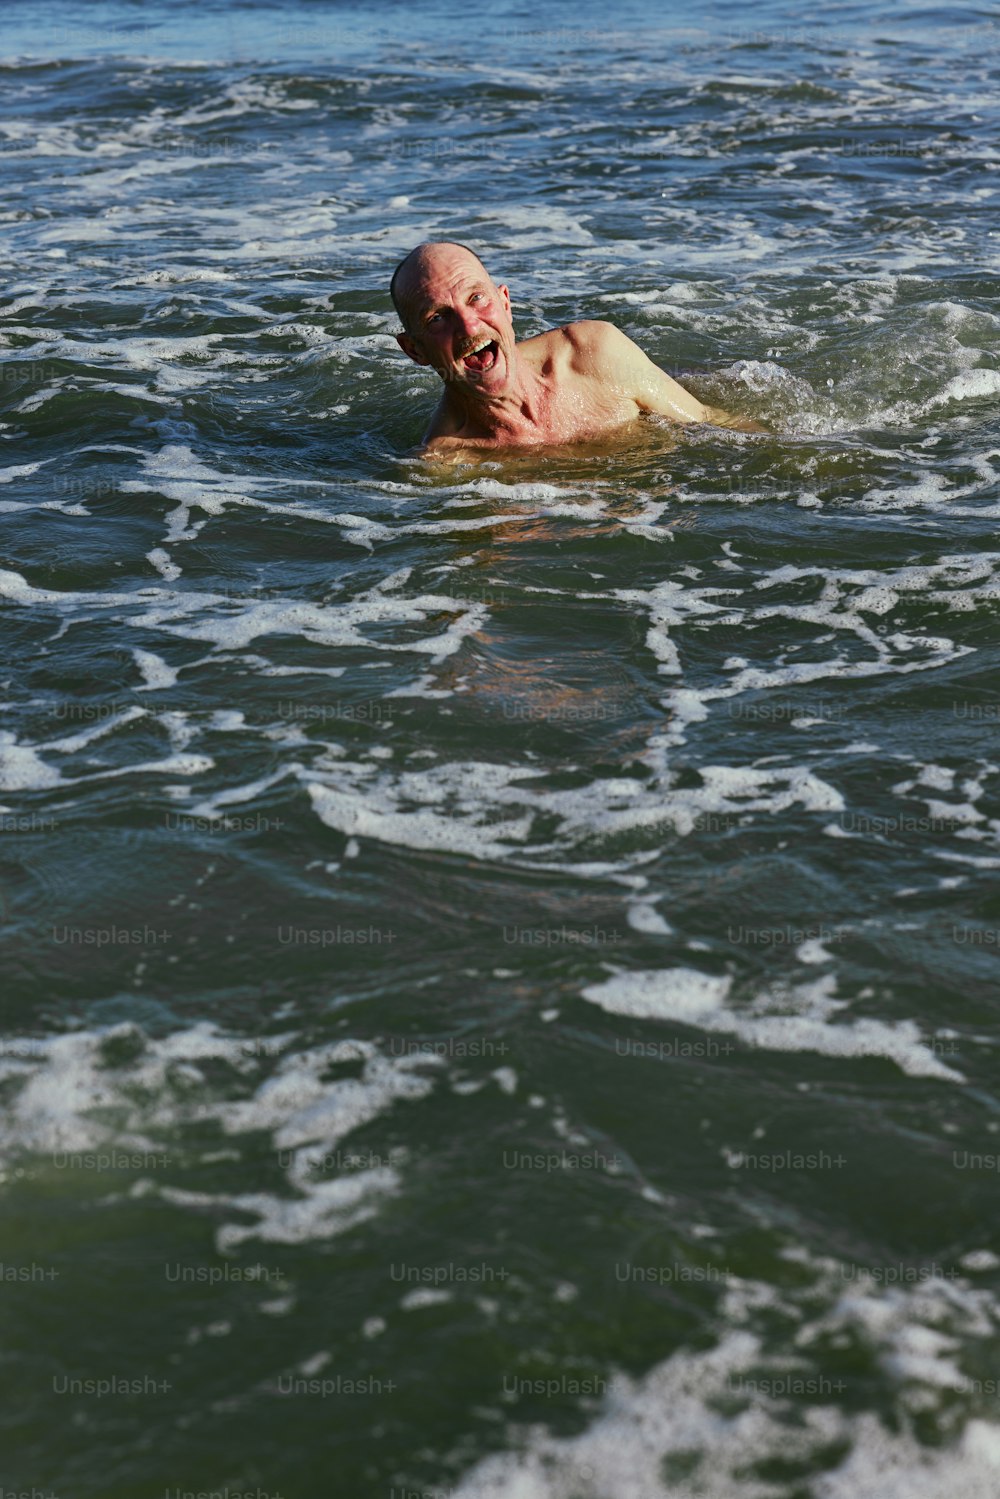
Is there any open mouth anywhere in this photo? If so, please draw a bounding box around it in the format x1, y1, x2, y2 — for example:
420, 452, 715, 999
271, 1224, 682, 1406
461, 338, 498, 373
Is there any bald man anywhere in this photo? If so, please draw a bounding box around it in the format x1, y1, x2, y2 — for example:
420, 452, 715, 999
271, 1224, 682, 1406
390, 241, 760, 454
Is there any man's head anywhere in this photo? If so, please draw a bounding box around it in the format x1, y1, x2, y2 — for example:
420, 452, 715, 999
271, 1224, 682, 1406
391, 241, 514, 395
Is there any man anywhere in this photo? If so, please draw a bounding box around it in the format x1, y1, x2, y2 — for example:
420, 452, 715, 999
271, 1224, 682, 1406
390, 241, 760, 455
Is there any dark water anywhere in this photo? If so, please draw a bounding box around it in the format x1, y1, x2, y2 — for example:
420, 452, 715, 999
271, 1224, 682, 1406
2, 1, 1000, 1495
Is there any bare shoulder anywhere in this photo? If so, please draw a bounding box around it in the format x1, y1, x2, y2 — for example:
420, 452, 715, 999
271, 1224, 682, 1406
562, 318, 623, 347
515, 321, 616, 370
561, 320, 710, 423
564, 322, 763, 428
557, 319, 637, 376
422, 394, 463, 443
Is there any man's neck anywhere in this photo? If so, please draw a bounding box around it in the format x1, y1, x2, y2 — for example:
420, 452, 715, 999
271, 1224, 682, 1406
445, 346, 548, 439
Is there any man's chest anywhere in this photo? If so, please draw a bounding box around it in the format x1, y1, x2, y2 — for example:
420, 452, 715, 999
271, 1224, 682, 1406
520, 374, 638, 443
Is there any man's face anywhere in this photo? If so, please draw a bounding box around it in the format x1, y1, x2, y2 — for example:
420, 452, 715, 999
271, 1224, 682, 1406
396, 249, 514, 394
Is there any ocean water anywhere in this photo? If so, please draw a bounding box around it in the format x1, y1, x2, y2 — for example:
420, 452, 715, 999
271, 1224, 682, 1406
2, 1, 1000, 1494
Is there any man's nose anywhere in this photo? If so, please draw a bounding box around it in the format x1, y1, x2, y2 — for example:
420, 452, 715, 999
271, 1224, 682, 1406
453, 305, 481, 338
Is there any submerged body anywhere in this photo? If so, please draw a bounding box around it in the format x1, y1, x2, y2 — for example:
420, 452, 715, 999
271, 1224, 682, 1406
390, 241, 761, 458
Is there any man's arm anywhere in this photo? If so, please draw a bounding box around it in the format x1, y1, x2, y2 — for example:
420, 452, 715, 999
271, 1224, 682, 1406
573, 320, 764, 432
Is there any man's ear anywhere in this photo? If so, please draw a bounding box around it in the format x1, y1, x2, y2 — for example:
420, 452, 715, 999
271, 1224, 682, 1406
496, 283, 512, 318
396, 331, 431, 366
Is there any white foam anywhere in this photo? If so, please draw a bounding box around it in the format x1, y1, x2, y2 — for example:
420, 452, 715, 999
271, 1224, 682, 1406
471, 204, 594, 247
453, 1261, 1000, 1499
0, 1025, 445, 1250
0, 1024, 236, 1156
0, 566, 84, 606
583, 967, 731, 1021
165, 1168, 401, 1253
45, 706, 146, 754
0, 461, 44, 484
928, 369, 1000, 408
611, 553, 996, 758
0, 730, 62, 789
146, 547, 181, 581
581, 970, 962, 1081
133, 584, 487, 660
401, 1287, 453, 1309
307, 761, 536, 860
186, 765, 301, 819
626, 900, 673, 936
133, 648, 179, 690
303, 752, 847, 868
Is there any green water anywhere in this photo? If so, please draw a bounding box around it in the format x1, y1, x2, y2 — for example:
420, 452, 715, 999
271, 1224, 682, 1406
2, 1, 1000, 1495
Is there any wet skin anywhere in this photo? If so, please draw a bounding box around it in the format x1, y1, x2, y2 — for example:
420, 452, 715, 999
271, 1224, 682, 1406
392, 242, 762, 459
